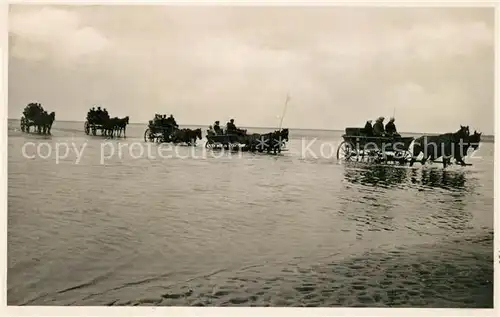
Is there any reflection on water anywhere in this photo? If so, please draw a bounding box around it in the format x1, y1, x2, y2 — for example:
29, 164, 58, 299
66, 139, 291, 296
414, 168, 466, 191
343, 164, 410, 189
339, 163, 478, 241
343, 163, 470, 193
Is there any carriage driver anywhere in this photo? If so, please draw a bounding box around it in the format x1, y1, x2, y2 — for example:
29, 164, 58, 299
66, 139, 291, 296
226, 119, 237, 133
213, 121, 222, 135
385, 117, 399, 136
168, 114, 178, 128
373, 117, 385, 136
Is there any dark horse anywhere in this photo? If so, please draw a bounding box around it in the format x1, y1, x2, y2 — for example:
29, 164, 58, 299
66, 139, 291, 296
115, 116, 130, 137
171, 128, 202, 145
39, 111, 56, 135
452, 130, 482, 166
409, 125, 470, 168
101, 116, 129, 138
245, 128, 289, 154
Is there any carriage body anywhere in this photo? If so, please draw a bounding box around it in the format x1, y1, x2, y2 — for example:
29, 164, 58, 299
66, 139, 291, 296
20, 116, 39, 132
205, 133, 245, 149
205, 128, 289, 154
337, 127, 414, 163
144, 123, 177, 143
84, 119, 106, 136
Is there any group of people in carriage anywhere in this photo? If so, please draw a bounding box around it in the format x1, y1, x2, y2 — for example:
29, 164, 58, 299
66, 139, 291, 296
363, 116, 400, 137
85, 106, 129, 137
87, 106, 110, 125
149, 114, 178, 132
207, 119, 246, 137
148, 113, 179, 139
21, 102, 56, 135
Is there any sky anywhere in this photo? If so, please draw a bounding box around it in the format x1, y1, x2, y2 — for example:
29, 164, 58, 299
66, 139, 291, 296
7, 5, 495, 134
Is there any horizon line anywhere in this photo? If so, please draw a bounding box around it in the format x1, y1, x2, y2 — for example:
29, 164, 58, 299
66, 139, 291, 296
6, 118, 493, 137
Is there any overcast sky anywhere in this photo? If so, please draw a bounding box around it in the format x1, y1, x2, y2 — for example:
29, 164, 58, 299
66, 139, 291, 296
8, 5, 495, 134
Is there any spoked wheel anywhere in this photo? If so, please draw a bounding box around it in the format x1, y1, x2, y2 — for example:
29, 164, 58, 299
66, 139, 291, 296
336, 141, 356, 161
144, 128, 151, 142
205, 139, 215, 148
84, 121, 90, 135
394, 150, 413, 165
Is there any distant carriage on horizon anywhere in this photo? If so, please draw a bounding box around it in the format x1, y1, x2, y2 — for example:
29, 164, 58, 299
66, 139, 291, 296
84, 107, 129, 137
20, 102, 56, 135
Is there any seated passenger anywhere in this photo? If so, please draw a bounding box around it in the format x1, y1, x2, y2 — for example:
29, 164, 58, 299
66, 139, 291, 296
213, 121, 222, 135
207, 125, 215, 136
363, 120, 373, 136
385, 117, 399, 136
226, 119, 237, 133
373, 117, 385, 136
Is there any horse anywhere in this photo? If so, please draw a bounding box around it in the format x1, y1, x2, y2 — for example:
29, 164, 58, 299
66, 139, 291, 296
246, 128, 289, 154
101, 117, 119, 137
40, 111, 56, 135
409, 125, 470, 168
114, 116, 129, 137
452, 130, 482, 166
172, 128, 202, 145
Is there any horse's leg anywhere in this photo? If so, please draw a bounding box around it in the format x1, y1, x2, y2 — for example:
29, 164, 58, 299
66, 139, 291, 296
443, 157, 448, 168
409, 142, 421, 166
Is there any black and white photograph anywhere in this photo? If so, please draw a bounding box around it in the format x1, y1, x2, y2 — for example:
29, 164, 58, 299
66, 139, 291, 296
4, 1, 497, 311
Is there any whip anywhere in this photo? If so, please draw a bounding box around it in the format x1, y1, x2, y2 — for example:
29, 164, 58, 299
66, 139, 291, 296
279, 93, 291, 132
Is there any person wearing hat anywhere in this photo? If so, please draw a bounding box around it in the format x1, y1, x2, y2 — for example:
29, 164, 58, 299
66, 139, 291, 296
363, 120, 373, 136
213, 120, 222, 135
373, 117, 385, 136
226, 118, 237, 133
385, 117, 399, 137
207, 125, 215, 136
169, 114, 178, 128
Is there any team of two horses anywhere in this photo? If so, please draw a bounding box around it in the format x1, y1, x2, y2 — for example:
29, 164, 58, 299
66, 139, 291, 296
99, 116, 130, 138
242, 128, 290, 154
170, 128, 203, 145
410, 125, 482, 168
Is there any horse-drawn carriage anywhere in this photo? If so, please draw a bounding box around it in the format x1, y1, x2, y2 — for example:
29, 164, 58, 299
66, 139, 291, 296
84, 107, 129, 137
336, 127, 414, 164
336, 125, 480, 168
20, 102, 56, 135
144, 115, 202, 145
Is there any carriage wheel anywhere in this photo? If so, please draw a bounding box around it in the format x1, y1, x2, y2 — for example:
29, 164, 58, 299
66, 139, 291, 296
205, 139, 214, 149
394, 150, 412, 165
336, 141, 356, 161
20, 117, 26, 132
84, 121, 90, 135
144, 128, 150, 142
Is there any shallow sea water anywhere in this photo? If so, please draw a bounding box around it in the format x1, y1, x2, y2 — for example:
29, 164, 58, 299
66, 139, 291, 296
7, 120, 494, 307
